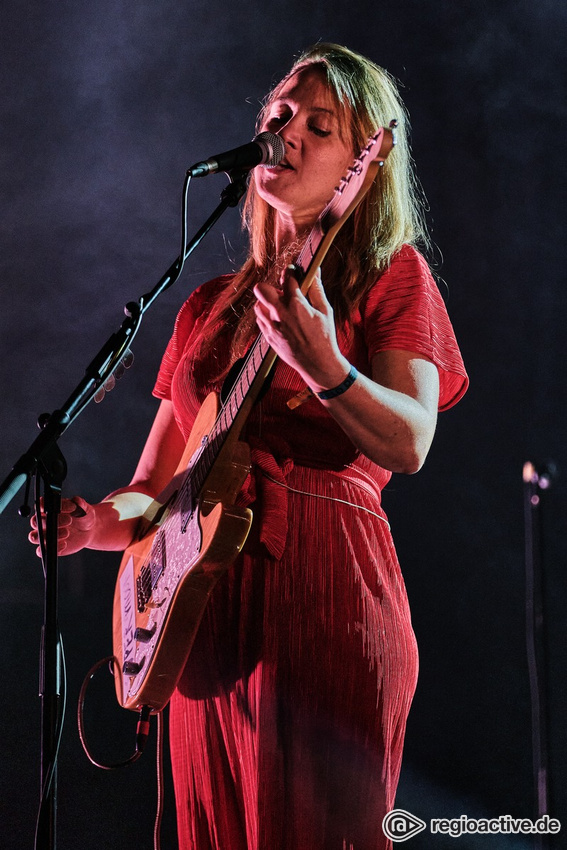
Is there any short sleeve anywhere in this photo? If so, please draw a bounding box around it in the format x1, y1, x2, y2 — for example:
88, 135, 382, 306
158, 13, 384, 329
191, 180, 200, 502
361, 245, 468, 411
152, 299, 196, 401
152, 276, 230, 401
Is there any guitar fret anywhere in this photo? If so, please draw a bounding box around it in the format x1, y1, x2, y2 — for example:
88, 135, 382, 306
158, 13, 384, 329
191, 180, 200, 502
176, 466, 197, 532
241, 367, 252, 393
251, 343, 262, 370
178, 477, 196, 512
300, 220, 325, 267
219, 407, 231, 433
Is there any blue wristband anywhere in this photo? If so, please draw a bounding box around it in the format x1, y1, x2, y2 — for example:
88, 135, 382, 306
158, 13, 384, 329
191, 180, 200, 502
315, 365, 358, 400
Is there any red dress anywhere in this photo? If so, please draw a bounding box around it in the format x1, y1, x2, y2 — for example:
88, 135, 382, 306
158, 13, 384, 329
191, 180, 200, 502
153, 245, 468, 850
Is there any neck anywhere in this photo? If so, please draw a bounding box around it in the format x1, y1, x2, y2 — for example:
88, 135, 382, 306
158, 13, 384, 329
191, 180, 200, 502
276, 205, 320, 248
273, 211, 315, 266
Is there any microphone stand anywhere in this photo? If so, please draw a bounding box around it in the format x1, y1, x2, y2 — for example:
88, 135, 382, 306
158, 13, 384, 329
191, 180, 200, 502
0, 168, 249, 850
523, 460, 555, 850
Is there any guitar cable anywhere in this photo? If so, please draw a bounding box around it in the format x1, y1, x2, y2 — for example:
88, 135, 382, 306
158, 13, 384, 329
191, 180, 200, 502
32, 462, 167, 845
77, 655, 151, 769
77, 657, 166, 850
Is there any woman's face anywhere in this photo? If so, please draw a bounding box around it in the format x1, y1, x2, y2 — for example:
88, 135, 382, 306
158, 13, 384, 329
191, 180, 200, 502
254, 67, 355, 229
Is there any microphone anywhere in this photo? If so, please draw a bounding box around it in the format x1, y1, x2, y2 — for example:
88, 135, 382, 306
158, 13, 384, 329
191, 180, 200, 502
188, 132, 285, 178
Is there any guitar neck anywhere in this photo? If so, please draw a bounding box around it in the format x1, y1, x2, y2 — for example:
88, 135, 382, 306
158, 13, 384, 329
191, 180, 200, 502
189, 333, 276, 495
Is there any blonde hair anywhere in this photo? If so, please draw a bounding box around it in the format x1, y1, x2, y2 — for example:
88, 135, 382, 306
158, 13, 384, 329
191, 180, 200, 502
203, 43, 430, 363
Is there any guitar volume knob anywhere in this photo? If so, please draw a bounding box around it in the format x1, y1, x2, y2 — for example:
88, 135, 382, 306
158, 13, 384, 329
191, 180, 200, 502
135, 625, 156, 643
123, 658, 145, 676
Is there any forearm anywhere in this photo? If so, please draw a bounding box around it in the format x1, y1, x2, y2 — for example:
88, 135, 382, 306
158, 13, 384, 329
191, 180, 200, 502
85, 488, 158, 551
318, 367, 437, 473
29, 399, 185, 558
87, 399, 187, 551
254, 273, 440, 472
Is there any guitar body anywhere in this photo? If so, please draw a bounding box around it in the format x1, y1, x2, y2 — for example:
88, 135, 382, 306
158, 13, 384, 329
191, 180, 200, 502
112, 391, 253, 712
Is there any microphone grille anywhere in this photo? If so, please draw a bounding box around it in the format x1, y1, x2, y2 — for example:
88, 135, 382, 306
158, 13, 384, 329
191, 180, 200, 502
254, 132, 285, 167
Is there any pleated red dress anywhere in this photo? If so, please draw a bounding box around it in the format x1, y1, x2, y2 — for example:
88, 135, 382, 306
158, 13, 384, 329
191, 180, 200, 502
153, 245, 468, 850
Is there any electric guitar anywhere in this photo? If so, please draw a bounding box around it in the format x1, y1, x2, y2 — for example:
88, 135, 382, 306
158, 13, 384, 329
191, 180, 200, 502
112, 123, 396, 711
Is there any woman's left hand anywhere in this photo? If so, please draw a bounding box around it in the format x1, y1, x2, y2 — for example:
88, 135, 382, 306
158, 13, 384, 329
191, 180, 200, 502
253, 265, 351, 393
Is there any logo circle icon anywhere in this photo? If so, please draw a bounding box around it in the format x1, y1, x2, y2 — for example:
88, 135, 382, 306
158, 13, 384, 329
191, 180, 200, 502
382, 809, 427, 842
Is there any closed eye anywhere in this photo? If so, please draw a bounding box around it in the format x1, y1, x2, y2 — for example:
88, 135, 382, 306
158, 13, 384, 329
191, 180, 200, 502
308, 124, 331, 137
264, 108, 332, 138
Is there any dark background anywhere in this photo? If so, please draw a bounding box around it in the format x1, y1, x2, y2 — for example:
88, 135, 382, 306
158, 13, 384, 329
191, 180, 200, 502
1, 1, 565, 848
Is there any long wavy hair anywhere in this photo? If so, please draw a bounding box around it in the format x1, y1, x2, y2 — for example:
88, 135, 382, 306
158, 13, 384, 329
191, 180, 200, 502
202, 43, 430, 366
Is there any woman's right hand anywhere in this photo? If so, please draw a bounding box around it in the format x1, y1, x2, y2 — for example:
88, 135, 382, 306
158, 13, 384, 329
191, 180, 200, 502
28, 495, 96, 557
25, 398, 187, 559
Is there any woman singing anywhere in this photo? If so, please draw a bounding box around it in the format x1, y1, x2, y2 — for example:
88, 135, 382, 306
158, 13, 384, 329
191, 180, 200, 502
30, 43, 468, 850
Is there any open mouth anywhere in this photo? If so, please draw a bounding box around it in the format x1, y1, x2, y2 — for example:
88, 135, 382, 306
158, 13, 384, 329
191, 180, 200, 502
266, 158, 294, 171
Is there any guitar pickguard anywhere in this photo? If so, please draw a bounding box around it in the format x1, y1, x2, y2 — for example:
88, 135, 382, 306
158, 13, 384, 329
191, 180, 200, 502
118, 506, 203, 703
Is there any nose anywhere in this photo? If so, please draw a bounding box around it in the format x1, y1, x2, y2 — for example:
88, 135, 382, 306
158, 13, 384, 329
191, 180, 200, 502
277, 116, 299, 148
